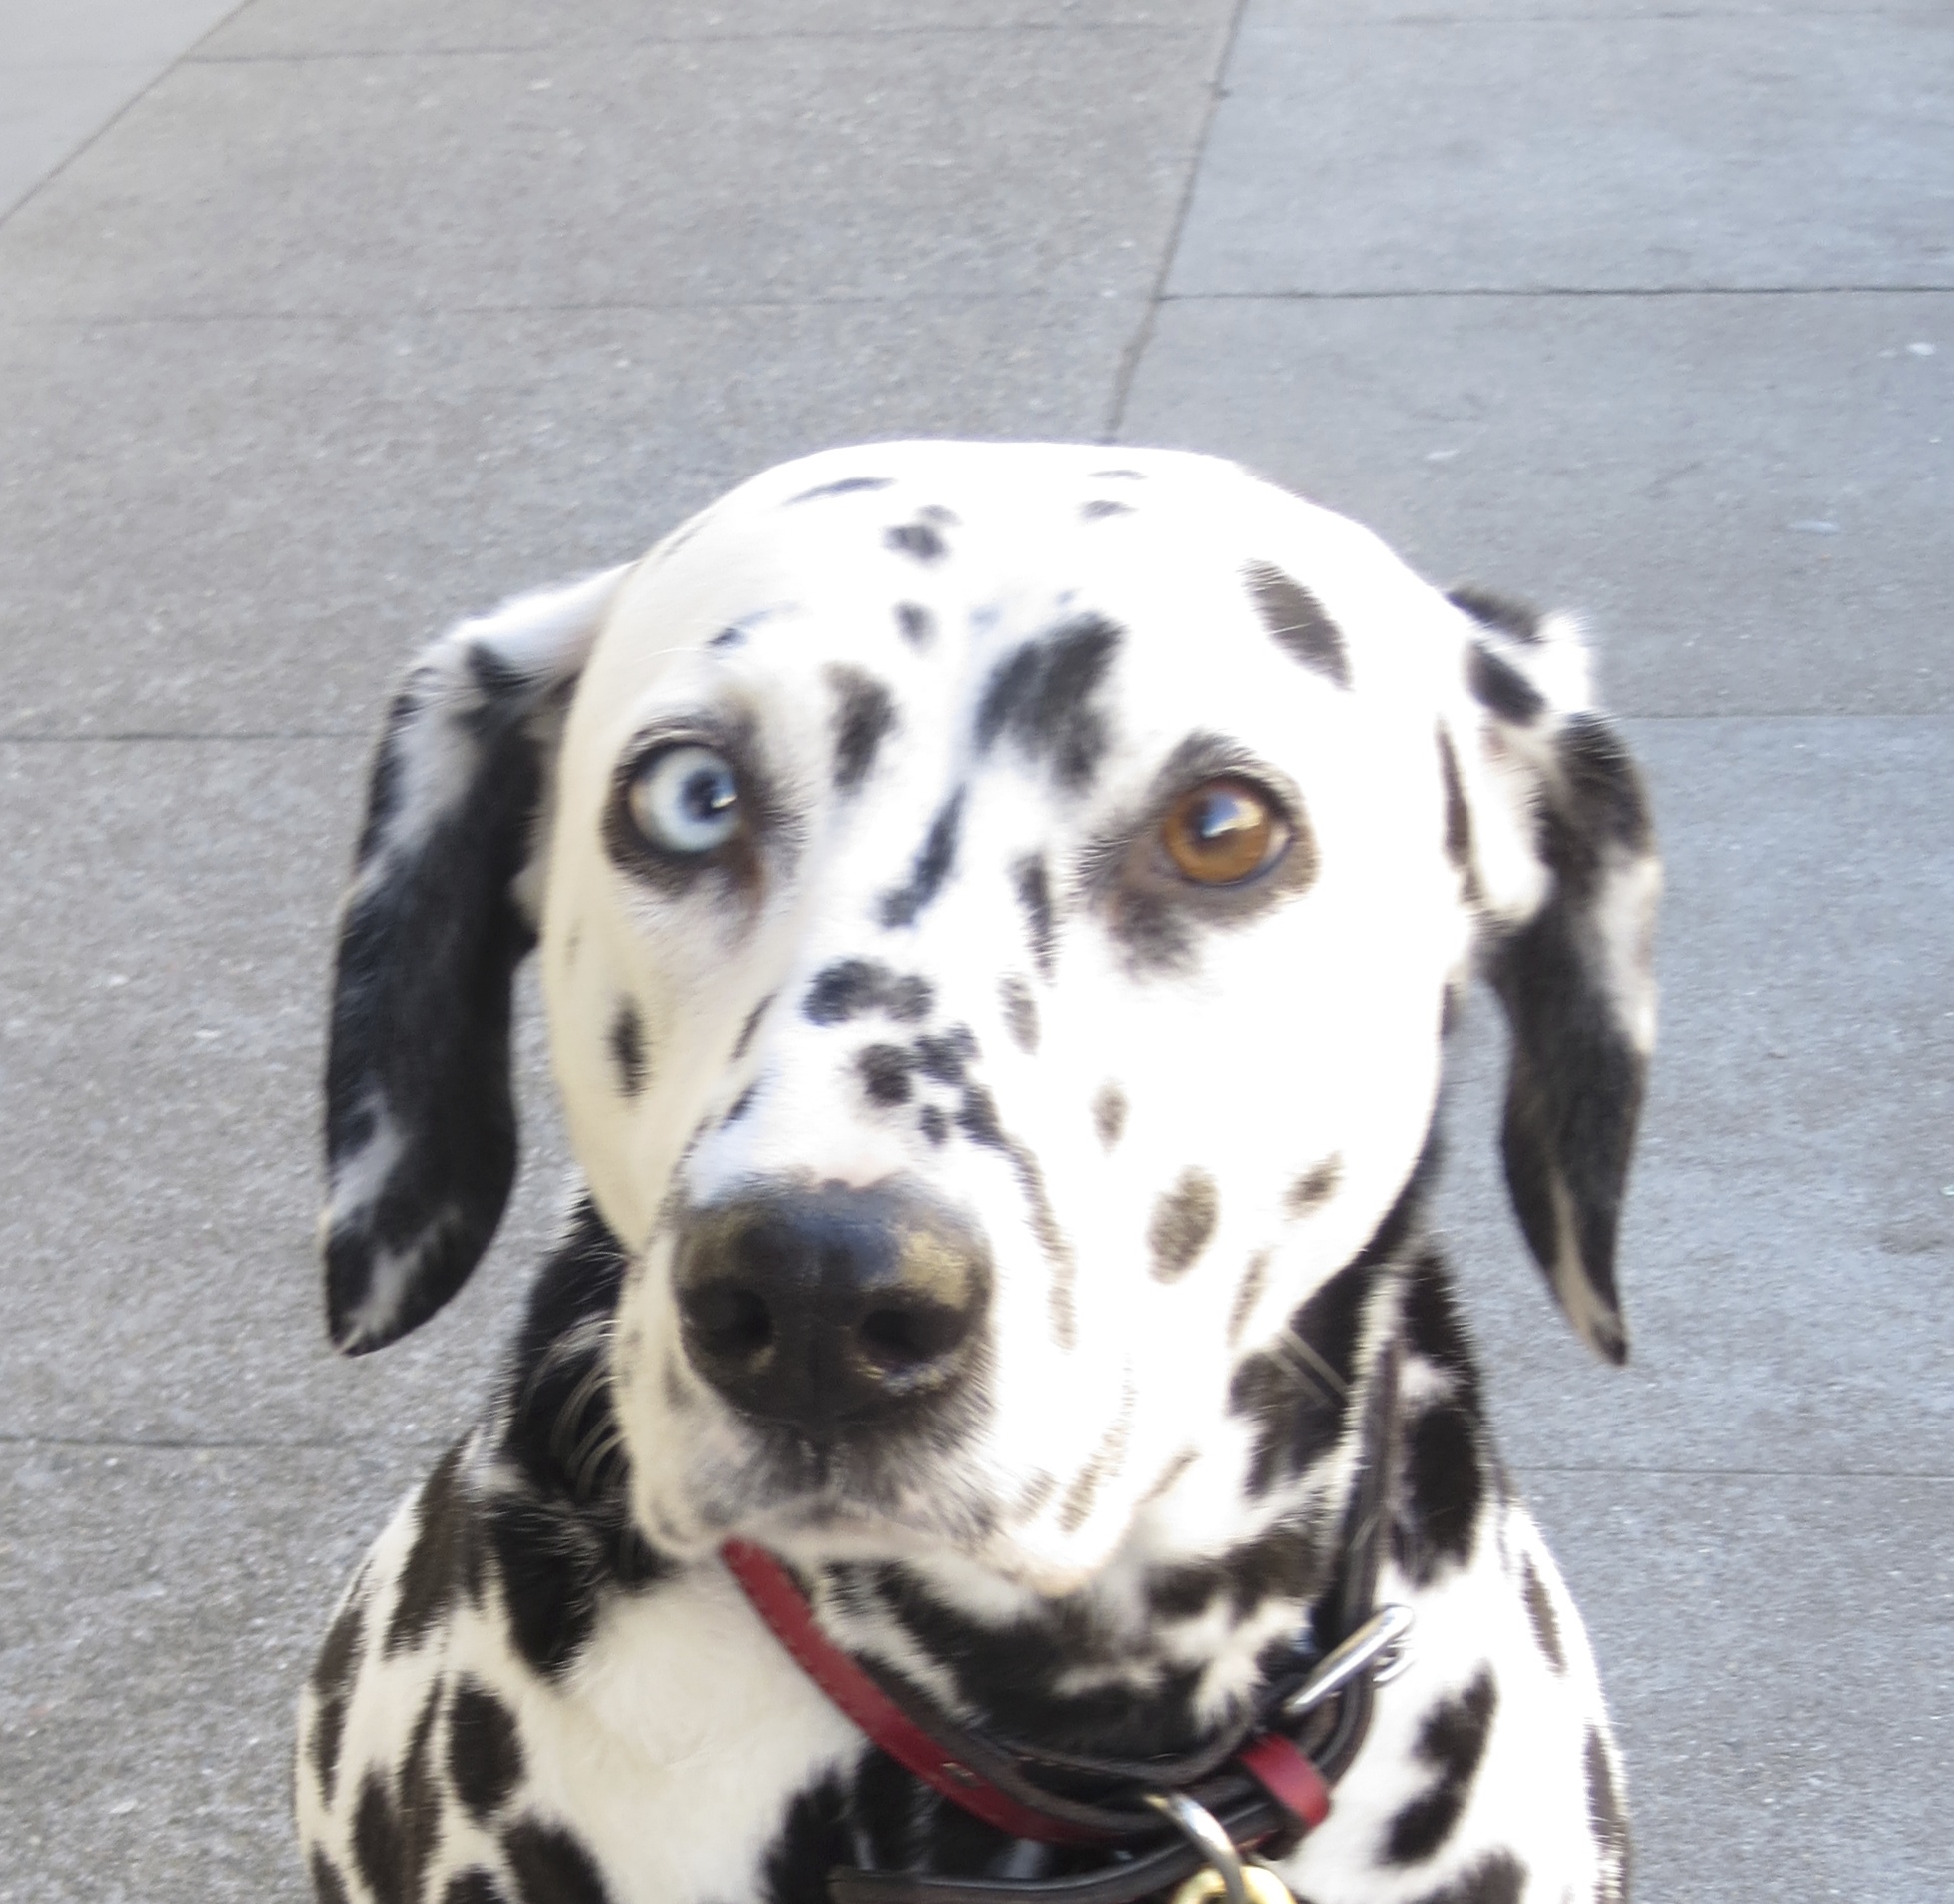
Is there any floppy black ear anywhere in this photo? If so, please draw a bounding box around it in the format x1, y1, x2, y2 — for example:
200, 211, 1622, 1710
1445, 588, 1660, 1364
322, 566, 631, 1353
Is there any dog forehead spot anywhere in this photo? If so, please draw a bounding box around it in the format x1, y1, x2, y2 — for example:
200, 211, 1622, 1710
803, 959, 934, 1026
895, 601, 935, 648
999, 976, 1039, 1053
1092, 1082, 1126, 1149
824, 663, 897, 796
1081, 498, 1132, 521
1013, 855, 1056, 978
886, 518, 949, 564
857, 1044, 915, 1106
1148, 1169, 1219, 1282
1244, 560, 1351, 690
790, 475, 894, 504
607, 1001, 647, 1098
976, 615, 1123, 792
1285, 1155, 1342, 1217
878, 790, 965, 929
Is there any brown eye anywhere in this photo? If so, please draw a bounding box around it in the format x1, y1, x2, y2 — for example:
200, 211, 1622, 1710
1160, 778, 1289, 885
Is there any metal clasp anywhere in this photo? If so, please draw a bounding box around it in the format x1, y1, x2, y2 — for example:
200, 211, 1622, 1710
1279, 1603, 1415, 1722
1148, 1793, 1298, 1904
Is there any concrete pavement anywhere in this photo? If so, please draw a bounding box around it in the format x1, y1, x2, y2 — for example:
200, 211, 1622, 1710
1, 1, 1948, 1899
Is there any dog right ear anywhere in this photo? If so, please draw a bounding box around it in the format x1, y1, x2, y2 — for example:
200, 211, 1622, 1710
321, 565, 633, 1354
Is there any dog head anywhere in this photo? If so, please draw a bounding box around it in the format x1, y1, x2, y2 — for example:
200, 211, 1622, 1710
321, 443, 1657, 1591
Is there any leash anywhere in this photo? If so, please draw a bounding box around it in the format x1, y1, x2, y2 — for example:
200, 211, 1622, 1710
724, 1338, 1409, 1904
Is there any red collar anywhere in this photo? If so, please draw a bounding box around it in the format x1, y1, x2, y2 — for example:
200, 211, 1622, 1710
721, 1538, 1331, 1848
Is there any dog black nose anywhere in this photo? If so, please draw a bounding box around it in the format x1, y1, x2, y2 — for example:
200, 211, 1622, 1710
674, 1184, 992, 1435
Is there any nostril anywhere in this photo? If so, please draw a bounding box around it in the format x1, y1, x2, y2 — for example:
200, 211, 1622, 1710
685, 1283, 774, 1363
857, 1301, 966, 1373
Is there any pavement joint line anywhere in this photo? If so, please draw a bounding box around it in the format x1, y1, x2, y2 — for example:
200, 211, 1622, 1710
0, 293, 1153, 331
3, 1437, 1949, 1480
0, 730, 365, 744
1161, 284, 1954, 301
0, 0, 254, 236
183, 23, 1214, 62
1106, 0, 1252, 443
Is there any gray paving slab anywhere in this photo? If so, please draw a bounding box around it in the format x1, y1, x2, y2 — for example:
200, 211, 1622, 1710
1170, 4, 1954, 296
0, 297, 1142, 735
0, 23, 1225, 323
196, 0, 1229, 57
1522, 1469, 1953, 1904
0, 0, 242, 218
1120, 290, 1954, 715
0, 1442, 432, 1904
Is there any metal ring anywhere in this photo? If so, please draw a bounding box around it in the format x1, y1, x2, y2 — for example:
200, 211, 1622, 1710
1144, 1791, 1248, 1904
1280, 1603, 1416, 1720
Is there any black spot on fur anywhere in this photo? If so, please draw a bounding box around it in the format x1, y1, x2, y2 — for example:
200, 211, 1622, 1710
708, 624, 743, 650
879, 791, 965, 928
999, 976, 1039, 1053
918, 1103, 948, 1146
1148, 1169, 1219, 1282
394, 1688, 442, 1901
1466, 642, 1544, 724
826, 665, 897, 796
724, 1082, 758, 1126
1092, 1083, 1126, 1148
1148, 1514, 1330, 1627
1385, 1668, 1497, 1864
1245, 561, 1351, 689
762, 1772, 853, 1904
886, 519, 948, 563
352, 1769, 406, 1904
1437, 727, 1473, 878
449, 1678, 525, 1821
956, 1082, 1078, 1349
914, 1026, 976, 1084
1014, 856, 1056, 977
387, 1443, 484, 1654
1447, 584, 1542, 646
791, 476, 893, 504
1394, 1256, 1488, 1584
309, 1595, 364, 1804
1286, 1156, 1341, 1216
858, 1044, 914, 1105
1586, 1727, 1631, 1901
442, 1873, 509, 1904
1081, 498, 1132, 520
1227, 1250, 1269, 1346
1058, 1388, 1134, 1532
733, 993, 774, 1061
503, 1818, 613, 1904
1089, 469, 1146, 480
977, 616, 1123, 791
311, 1851, 352, 1904
1521, 1553, 1567, 1674
607, 1001, 646, 1097
1230, 1257, 1367, 1496
895, 602, 934, 647
803, 960, 933, 1026
1404, 1852, 1526, 1904
484, 1494, 603, 1678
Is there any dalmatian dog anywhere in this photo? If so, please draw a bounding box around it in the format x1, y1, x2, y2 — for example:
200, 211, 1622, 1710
297, 441, 1657, 1904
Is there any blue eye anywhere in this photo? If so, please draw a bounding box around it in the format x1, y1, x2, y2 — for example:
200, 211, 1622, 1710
628, 745, 743, 856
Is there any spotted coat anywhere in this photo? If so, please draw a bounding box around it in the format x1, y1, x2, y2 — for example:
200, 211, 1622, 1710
300, 442, 1653, 1904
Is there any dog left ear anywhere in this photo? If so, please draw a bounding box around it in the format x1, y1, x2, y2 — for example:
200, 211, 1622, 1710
321, 565, 633, 1355
1441, 588, 1660, 1365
